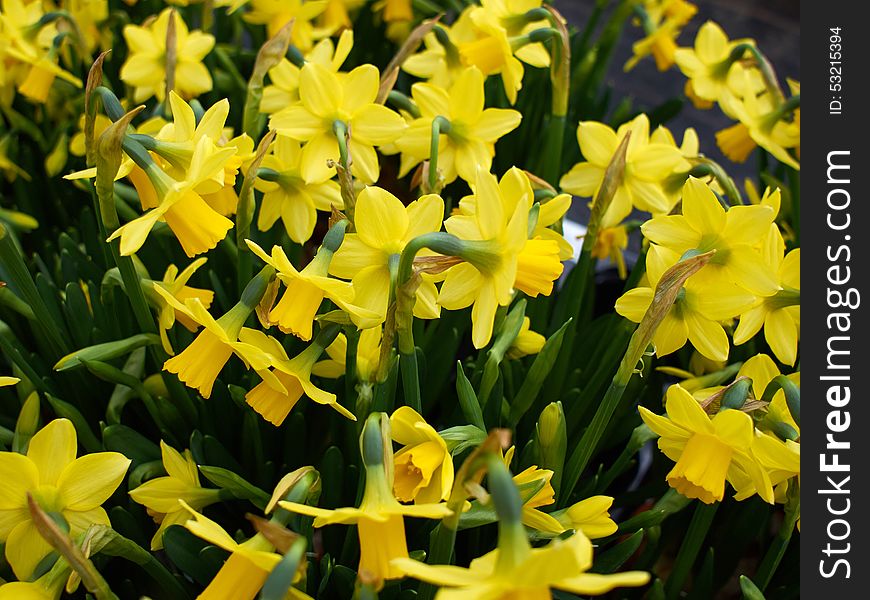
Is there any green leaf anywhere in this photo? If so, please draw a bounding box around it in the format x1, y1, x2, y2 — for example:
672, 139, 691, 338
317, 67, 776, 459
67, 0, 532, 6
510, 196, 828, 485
102, 424, 161, 467
592, 529, 644, 574
162, 525, 224, 587
83, 524, 191, 599
509, 319, 571, 425
55, 333, 161, 371
456, 361, 485, 431
739, 575, 767, 600
198, 465, 270, 509
45, 394, 101, 452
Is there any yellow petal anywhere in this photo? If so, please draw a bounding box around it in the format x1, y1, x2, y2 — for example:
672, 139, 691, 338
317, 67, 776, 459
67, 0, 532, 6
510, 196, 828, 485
355, 186, 409, 251
27, 418, 77, 486
57, 452, 130, 511
0, 453, 37, 509
6, 519, 53, 580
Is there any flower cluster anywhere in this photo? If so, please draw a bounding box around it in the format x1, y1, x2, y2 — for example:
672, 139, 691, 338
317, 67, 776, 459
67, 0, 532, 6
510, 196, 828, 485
0, 1, 800, 598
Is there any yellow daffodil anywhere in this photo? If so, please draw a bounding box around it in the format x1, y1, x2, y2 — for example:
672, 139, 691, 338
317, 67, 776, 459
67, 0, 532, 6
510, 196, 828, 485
639, 384, 773, 503
440, 168, 562, 348
553, 495, 620, 539
244, 0, 329, 51
641, 176, 778, 295
396, 66, 521, 185
330, 186, 444, 322
402, 23, 468, 89
674, 21, 763, 111
560, 114, 685, 226
142, 258, 215, 354
398, 529, 648, 598
395, 455, 648, 597
154, 284, 271, 399
0, 558, 70, 600
733, 222, 799, 365
261, 30, 353, 115
129, 441, 221, 550
121, 8, 215, 102
501, 447, 617, 537
255, 135, 342, 243
0, 376, 20, 386
716, 70, 800, 170
317, 0, 365, 33
280, 414, 452, 587
459, 9, 526, 104
731, 434, 799, 505
474, 0, 552, 68
390, 407, 454, 504
240, 327, 356, 424
247, 239, 378, 339
107, 101, 240, 258
312, 326, 382, 383
270, 62, 406, 184
180, 500, 312, 600
506, 316, 545, 359
616, 244, 755, 361
626, 0, 698, 72
592, 224, 630, 279
0, 0, 83, 103
0, 418, 130, 579
737, 354, 800, 434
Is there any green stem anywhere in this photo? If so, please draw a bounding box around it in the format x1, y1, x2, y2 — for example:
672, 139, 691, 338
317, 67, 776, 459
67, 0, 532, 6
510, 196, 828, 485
664, 502, 719, 600
333, 120, 356, 223
426, 116, 451, 194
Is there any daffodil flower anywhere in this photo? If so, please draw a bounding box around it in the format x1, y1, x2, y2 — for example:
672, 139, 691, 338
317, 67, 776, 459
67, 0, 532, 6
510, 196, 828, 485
639, 384, 773, 503
270, 62, 406, 184
121, 8, 215, 102
0, 418, 130, 579
154, 278, 273, 399
736, 354, 800, 435
107, 135, 237, 257
625, 0, 698, 72
247, 237, 379, 339
616, 244, 755, 362
261, 30, 354, 115
143, 258, 215, 355
674, 21, 763, 111
129, 441, 221, 549
402, 24, 468, 89
396, 66, 522, 185
459, 10, 526, 104
255, 135, 342, 243
506, 316, 545, 359
180, 500, 312, 600
390, 407, 454, 504
560, 114, 686, 226
553, 495, 620, 539
439, 168, 561, 348
641, 176, 779, 295
733, 222, 799, 365
0, 376, 20, 387
716, 70, 800, 170
316, 0, 365, 34
244, 0, 329, 51
239, 326, 357, 425
312, 326, 383, 383
474, 0, 553, 68
280, 413, 452, 587
394, 455, 648, 597
0, 556, 70, 600
330, 186, 444, 322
